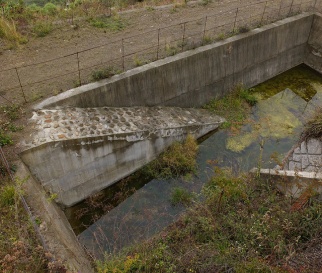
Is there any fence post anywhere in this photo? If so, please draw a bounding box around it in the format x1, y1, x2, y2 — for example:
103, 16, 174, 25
261, 1, 268, 25
233, 8, 239, 31
278, 0, 283, 18
121, 39, 125, 71
313, 0, 318, 10
15, 67, 27, 103
156, 28, 160, 60
202, 16, 208, 42
288, 0, 295, 16
181, 22, 186, 52
76, 52, 82, 86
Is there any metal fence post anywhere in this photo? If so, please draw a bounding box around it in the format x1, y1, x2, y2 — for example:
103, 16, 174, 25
76, 52, 82, 86
288, 0, 295, 16
202, 16, 208, 42
121, 39, 125, 71
278, 0, 283, 18
261, 1, 268, 25
15, 67, 27, 103
156, 28, 160, 60
233, 8, 239, 31
181, 22, 186, 52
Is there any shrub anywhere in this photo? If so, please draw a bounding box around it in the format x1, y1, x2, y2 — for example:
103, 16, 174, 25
42, 2, 58, 16
0, 185, 16, 206
32, 21, 53, 37
97, 169, 322, 272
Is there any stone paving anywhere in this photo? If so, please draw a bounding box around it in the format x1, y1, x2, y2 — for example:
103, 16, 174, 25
21, 106, 224, 150
283, 138, 322, 172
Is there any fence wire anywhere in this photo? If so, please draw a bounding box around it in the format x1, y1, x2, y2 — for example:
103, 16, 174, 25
0, 0, 319, 105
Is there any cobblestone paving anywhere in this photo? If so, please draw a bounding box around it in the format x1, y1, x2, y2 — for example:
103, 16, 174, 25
21, 106, 224, 150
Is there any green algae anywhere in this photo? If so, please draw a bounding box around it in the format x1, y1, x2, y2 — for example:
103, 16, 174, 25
226, 82, 315, 153
252, 64, 322, 101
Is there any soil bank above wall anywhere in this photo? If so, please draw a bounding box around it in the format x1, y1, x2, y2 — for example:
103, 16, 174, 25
35, 13, 319, 109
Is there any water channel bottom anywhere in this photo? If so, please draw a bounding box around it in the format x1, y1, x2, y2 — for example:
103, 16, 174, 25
77, 67, 322, 259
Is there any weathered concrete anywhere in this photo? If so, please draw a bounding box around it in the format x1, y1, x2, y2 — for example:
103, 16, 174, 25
35, 13, 316, 109
20, 107, 224, 207
251, 168, 322, 198
15, 162, 94, 273
306, 12, 322, 73
284, 139, 322, 172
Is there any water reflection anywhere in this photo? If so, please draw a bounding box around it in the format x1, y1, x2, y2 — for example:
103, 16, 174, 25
78, 87, 322, 258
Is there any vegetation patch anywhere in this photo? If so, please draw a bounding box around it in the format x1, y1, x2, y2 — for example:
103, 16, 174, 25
32, 21, 53, 37
300, 108, 322, 141
170, 187, 194, 206
0, 17, 27, 47
143, 134, 199, 179
91, 66, 122, 81
204, 84, 257, 130
97, 168, 322, 272
0, 178, 49, 273
89, 16, 128, 31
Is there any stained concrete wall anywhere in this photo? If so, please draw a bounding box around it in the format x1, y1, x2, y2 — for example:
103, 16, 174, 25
35, 13, 316, 109
20, 123, 220, 207
306, 13, 322, 73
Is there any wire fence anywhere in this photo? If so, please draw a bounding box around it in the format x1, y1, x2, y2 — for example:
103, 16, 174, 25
0, 0, 319, 106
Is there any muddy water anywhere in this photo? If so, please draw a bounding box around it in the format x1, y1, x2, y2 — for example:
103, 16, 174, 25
66, 65, 322, 258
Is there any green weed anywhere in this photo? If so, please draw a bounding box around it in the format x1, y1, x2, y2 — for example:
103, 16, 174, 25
204, 84, 256, 130
143, 135, 198, 179
170, 187, 193, 206
32, 21, 53, 37
1, 104, 22, 121
202, 35, 212, 45
89, 16, 127, 31
0, 131, 13, 146
97, 169, 322, 272
165, 43, 178, 56
0, 185, 16, 206
133, 55, 149, 67
91, 66, 121, 81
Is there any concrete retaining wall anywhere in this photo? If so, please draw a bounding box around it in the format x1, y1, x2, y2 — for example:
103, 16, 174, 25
306, 13, 322, 73
35, 13, 316, 109
20, 122, 220, 207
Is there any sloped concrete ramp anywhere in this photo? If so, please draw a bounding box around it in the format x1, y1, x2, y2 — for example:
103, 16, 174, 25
20, 106, 224, 207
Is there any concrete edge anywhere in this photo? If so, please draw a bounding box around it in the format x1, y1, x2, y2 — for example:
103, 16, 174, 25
15, 162, 94, 273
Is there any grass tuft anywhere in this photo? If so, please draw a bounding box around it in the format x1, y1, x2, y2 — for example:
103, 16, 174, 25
143, 135, 198, 179
0, 17, 27, 46
301, 108, 322, 141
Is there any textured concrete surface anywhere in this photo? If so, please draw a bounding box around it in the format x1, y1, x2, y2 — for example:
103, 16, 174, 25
35, 13, 315, 109
21, 106, 221, 150
285, 139, 322, 172
20, 106, 224, 207
306, 13, 322, 73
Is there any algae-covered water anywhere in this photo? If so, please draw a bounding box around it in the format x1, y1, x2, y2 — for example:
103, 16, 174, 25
67, 65, 322, 258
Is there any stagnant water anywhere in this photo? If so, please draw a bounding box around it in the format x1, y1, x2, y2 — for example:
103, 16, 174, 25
65, 64, 322, 258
